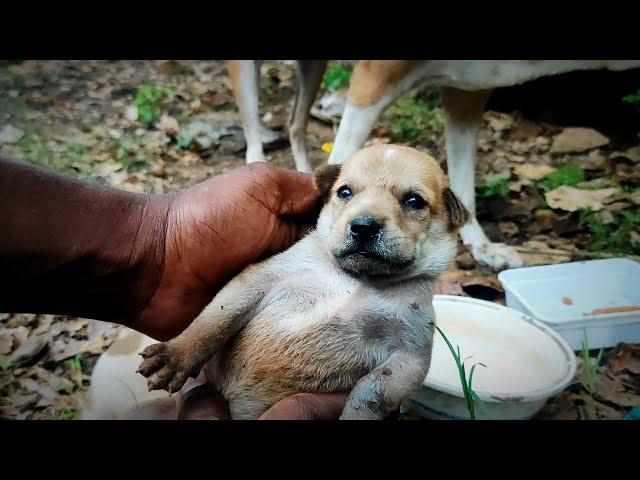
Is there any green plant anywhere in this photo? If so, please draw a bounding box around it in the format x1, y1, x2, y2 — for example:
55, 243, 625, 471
623, 89, 640, 113
322, 62, 352, 92
111, 136, 149, 171
477, 175, 510, 199
58, 407, 78, 420
177, 131, 196, 149
538, 163, 585, 192
579, 208, 640, 255
435, 325, 487, 420
579, 328, 604, 396
132, 84, 176, 125
385, 90, 445, 142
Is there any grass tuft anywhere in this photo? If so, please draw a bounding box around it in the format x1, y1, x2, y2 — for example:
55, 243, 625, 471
435, 325, 488, 420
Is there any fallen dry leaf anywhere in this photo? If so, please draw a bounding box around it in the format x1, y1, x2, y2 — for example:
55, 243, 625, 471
607, 344, 640, 375
551, 127, 610, 153
545, 186, 618, 212
487, 112, 513, 132
514, 164, 556, 180
49, 336, 105, 362
5, 334, 48, 364
514, 240, 573, 266
0, 335, 13, 355
594, 375, 640, 409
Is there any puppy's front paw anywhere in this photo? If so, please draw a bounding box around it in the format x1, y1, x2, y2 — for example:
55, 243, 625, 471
339, 404, 383, 421
470, 242, 523, 271
137, 342, 200, 394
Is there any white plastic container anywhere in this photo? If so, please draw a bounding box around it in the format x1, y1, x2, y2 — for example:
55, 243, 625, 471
404, 295, 576, 420
498, 258, 640, 351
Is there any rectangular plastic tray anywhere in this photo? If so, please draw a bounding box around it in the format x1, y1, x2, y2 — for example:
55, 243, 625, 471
498, 258, 640, 350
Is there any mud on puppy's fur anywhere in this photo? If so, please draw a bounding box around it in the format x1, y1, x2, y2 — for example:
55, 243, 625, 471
137, 145, 469, 419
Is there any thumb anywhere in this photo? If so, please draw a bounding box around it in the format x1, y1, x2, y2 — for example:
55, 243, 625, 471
272, 168, 322, 217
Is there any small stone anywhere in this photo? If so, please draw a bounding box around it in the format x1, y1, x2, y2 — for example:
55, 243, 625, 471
159, 115, 180, 137
108, 128, 122, 139
124, 105, 138, 122
0, 124, 24, 143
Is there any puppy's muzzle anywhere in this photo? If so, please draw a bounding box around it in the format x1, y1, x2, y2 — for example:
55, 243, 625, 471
349, 216, 382, 247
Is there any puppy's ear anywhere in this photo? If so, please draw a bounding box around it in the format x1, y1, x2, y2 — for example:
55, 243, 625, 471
313, 164, 342, 202
443, 188, 469, 232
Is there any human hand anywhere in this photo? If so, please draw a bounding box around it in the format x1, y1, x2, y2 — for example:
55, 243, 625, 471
136, 163, 321, 340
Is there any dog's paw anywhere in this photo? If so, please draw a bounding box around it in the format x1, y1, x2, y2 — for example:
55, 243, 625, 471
470, 242, 523, 271
137, 342, 198, 394
339, 405, 383, 421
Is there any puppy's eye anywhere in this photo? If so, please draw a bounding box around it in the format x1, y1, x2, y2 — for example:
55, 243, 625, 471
402, 193, 426, 209
337, 185, 352, 200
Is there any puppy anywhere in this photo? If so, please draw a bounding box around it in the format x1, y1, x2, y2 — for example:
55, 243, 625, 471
136, 144, 469, 420
326, 60, 640, 270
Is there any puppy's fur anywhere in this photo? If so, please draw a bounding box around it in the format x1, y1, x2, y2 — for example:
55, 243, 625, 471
132, 145, 468, 420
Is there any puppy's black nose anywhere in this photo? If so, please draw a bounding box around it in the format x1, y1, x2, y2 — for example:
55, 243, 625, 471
350, 217, 382, 242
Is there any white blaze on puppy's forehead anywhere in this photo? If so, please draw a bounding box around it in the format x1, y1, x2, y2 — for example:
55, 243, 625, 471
340, 145, 445, 201
383, 147, 397, 161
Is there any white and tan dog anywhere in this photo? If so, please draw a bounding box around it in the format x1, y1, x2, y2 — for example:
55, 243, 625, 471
85, 144, 468, 420
231, 60, 640, 270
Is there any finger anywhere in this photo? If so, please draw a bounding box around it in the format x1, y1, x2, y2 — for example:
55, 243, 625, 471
271, 168, 322, 217
259, 392, 349, 420
177, 383, 230, 420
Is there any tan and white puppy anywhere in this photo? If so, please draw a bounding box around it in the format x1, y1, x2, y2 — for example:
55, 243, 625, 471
129, 144, 469, 420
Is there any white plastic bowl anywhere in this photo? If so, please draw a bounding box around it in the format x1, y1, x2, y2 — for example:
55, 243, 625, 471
498, 258, 640, 351
404, 295, 577, 420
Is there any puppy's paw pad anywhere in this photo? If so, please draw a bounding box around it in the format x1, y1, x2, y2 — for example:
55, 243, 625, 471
137, 342, 192, 394
471, 242, 523, 271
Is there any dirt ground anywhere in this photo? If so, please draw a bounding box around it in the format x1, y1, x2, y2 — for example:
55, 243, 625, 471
1, 60, 639, 420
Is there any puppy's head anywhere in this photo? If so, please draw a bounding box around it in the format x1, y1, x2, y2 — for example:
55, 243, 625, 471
314, 145, 468, 279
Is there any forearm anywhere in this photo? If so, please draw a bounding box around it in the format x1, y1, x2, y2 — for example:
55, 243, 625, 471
0, 157, 170, 324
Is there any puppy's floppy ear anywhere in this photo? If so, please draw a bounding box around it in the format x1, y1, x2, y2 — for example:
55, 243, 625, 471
443, 187, 469, 232
313, 164, 342, 202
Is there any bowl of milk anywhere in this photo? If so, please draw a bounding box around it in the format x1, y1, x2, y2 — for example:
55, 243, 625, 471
404, 295, 577, 420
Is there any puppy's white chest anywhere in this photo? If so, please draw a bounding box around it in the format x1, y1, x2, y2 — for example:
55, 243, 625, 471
257, 263, 365, 333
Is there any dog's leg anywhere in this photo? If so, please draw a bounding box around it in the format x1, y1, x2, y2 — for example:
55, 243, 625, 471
328, 61, 420, 165
228, 60, 265, 164
289, 60, 327, 172
138, 262, 275, 394
441, 86, 523, 270
340, 350, 429, 420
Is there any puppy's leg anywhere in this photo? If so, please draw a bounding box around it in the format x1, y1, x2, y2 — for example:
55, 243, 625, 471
340, 351, 430, 420
228, 60, 265, 164
328, 61, 420, 165
441, 86, 523, 270
289, 60, 327, 173
138, 263, 273, 394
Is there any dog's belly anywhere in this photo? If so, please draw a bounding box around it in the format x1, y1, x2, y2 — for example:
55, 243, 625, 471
205, 270, 383, 419
420, 60, 640, 90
